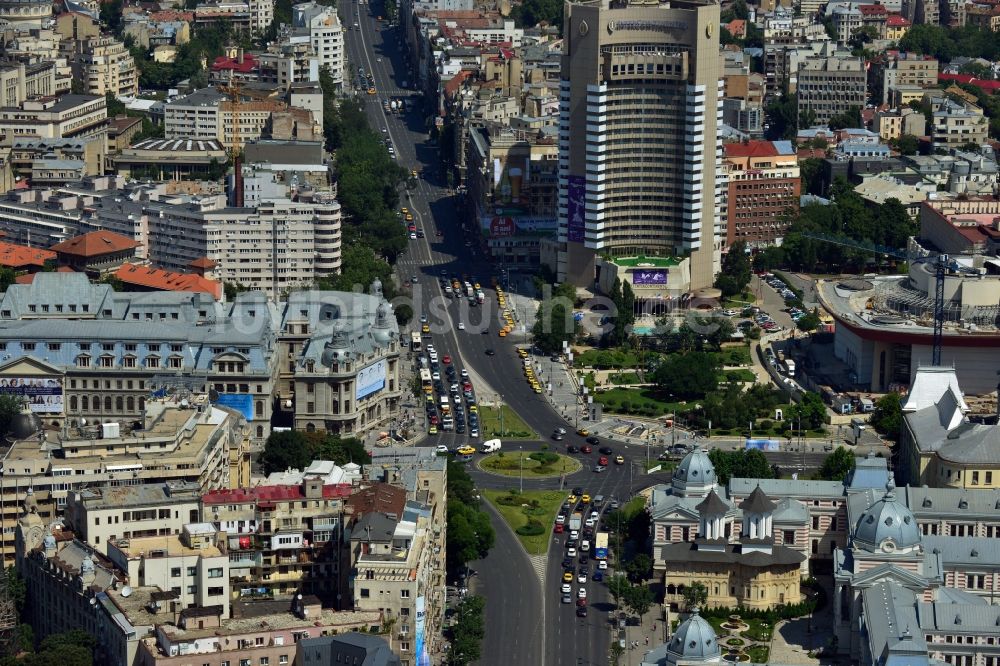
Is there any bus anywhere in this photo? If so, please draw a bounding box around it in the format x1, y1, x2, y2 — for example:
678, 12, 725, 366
419, 369, 432, 392
594, 532, 609, 560
410, 331, 422, 352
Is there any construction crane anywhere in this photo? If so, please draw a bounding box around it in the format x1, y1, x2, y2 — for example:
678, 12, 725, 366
798, 232, 958, 367
220, 79, 246, 207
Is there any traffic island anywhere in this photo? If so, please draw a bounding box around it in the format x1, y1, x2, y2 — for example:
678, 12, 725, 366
477, 451, 581, 478
475, 405, 538, 439
482, 488, 566, 555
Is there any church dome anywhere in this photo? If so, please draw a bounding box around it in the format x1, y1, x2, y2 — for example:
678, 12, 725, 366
672, 448, 716, 488
854, 481, 921, 553
372, 302, 393, 344
667, 609, 720, 661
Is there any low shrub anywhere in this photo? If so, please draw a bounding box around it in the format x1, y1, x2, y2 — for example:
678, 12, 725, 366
516, 520, 545, 536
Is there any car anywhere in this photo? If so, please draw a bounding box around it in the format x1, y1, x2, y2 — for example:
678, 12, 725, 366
615, 455, 625, 465
577, 571, 587, 583
470, 427, 479, 437
457, 445, 476, 455
428, 425, 437, 434
381, 126, 388, 133
593, 465, 606, 473
576, 606, 588, 617
567, 547, 577, 557
409, 232, 417, 240
567, 494, 577, 504
553, 523, 564, 534
569, 529, 579, 540
572, 486, 584, 495
551, 432, 564, 441
566, 445, 579, 453
599, 446, 614, 455
485, 349, 495, 356
555, 514, 566, 525
577, 587, 587, 599
592, 570, 604, 582
581, 494, 591, 504
377, 57, 382, 62
458, 322, 465, 330
598, 560, 608, 570
590, 510, 600, 521
586, 436, 600, 446
561, 583, 571, 594
576, 428, 590, 436
584, 517, 596, 528
580, 445, 592, 454
609, 500, 620, 510
562, 594, 573, 604
598, 456, 609, 466
460, 369, 469, 378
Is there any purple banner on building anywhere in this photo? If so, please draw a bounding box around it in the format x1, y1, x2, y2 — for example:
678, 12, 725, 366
566, 175, 586, 243
630, 270, 668, 285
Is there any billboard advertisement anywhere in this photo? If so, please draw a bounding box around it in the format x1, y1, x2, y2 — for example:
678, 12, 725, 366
215, 393, 253, 420
415, 595, 430, 666
355, 360, 387, 400
566, 175, 586, 243
745, 439, 781, 452
480, 214, 558, 239
0, 377, 63, 413
630, 270, 668, 286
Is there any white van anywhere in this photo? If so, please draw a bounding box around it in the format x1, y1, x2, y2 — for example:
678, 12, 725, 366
480, 439, 502, 453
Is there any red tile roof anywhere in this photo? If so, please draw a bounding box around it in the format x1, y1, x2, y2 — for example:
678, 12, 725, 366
443, 70, 473, 98
0, 240, 56, 270
726, 19, 747, 36
724, 140, 779, 158
886, 14, 911, 25
211, 53, 259, 74
938, 73, 1000, 92
859, 4, 888, 15
345, 482, 407, 518
202, 484, 355, 505
114, 263, 223, 299
189, 256, 217, 270
50, 230, 141, 258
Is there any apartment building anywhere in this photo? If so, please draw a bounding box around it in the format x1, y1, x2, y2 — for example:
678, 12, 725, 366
722, 140, 801, 247
8, 136, 105, 179
291, 1, 345, 86
107, 523, 232, 618
0, 0, 52, 25
797, 44, 867, 126
0, 61, 58, 107
869, 51, 938, 105
873, 106, 927, 140
0, 393, 247, 567
65, 481, 203, 548
930, 97, 990, 147
72, 36, 140, 98
966, 4, 1000, 30
556, 0, 722, 291
885, 13, 912, 39
0, 94, 108, 146
901, 0, 939, 24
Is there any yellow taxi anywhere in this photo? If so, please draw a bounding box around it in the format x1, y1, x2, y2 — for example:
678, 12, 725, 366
411, 169, 418, 178
421, 324, 430, 334
567, 494, 577, 504
576, 428, 590, 437
498, 329, 507, 337
469, 405, 478, 413
368, 87, 376, 95
615, 455, 625, 465
405, 214, 414, 222
563, 571, 574, 582
424, 385, 433, 394
401, 207, 409, 215
534, 386, 543, 394
581, 494, 591, 504
474, 282, 480, 290
517, 348, 528, 358
425, 393, 434, 402
429, 425, 438, 434
457, 445, 476, 455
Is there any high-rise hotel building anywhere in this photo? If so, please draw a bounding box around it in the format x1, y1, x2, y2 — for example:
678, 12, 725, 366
557, 0, 723, 293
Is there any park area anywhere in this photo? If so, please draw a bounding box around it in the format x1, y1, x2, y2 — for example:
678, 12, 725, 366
483, 489, 565, 555
476, 405, 537, 439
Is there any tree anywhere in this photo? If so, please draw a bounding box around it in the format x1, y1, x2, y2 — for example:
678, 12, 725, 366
870, 392, 903, 440
682, 582, 709, 610
259, 430, 370, 474
447, 595, 486, 665
625, 553, 652, 582
817, 447, 857, 481
828, 107, 863, 130
716, 241, 752, 298
791, 391, 827, 430
796, 309, 821, 331
624, 584, 654, 618
799, 157, 825, 196
0, 393, 25, 439
223, 281, 249, 301
606, 574, 631, 607
652, 352, 720, 400
446, 502, 494, 572
447, 460, 478, 505
765, 93, 800, 140
708, 448, 775, 484
848, 24, 879, 50
893, 134, 920, 156
531, 286, 578, 353
509, 0, 563, 28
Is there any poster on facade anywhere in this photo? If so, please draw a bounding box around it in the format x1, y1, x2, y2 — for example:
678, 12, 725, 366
566, 175, 586, 243
215, 393, 254, 420
415, 595, 431, 666
355, 360, 387, 400
493, 155, 530, 210
630, 269, 668, 285
0, 377, 63, 413
480, 214, 558, 239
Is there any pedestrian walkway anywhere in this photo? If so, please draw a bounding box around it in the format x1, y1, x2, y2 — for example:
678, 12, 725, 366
620, 603, 669, 666
529, 554, 548, 586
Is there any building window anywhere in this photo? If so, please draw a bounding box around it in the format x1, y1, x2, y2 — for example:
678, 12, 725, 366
169, 356, 183, 369
208, 567, 223, 578
146, 356, 160, 369
400, 589, 410, 598
209, 586, 224, 596
100, 355, 114, 368
171, 567, 181, 577
360, 588, 370, 598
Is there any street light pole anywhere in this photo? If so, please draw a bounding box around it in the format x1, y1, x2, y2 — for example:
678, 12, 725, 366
500, 394, 504, 437
519, 444, 523, 493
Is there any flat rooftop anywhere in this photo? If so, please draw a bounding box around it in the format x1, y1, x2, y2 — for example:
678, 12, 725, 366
610, 256, 681, 268
112, 534, 222, 559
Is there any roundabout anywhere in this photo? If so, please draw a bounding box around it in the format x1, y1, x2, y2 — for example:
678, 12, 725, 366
476, 450, 581, 478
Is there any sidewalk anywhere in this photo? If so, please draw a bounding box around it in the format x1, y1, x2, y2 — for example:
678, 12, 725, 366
621, 603, 669, 666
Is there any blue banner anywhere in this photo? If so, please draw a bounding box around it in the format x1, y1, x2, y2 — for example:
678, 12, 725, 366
215, 394, 253, 420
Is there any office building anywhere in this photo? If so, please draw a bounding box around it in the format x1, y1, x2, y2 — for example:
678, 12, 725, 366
722, 140, 800, 247
796, 43, 866, 127
556, 0, 723, 292
869, 51, 938, 105
0, 94, 108, 146
291, 1, 346, 86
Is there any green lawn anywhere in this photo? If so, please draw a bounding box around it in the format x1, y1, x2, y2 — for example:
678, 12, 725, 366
722, 368, 757, 383
478, 451, 580, 478
593, 387, 693, 417
476, 405, 538, 439
483, 488, 566, 555
746, 645, 769, 662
